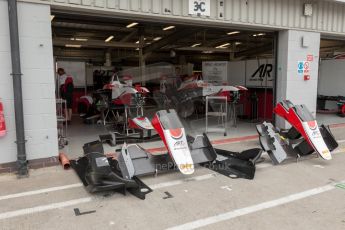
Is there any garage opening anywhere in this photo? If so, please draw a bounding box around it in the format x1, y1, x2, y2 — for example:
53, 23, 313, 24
317, 38, 345, 125
51, 12, 276, 158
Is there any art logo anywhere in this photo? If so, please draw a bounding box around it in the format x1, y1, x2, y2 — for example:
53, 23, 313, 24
251, 64, 273, 81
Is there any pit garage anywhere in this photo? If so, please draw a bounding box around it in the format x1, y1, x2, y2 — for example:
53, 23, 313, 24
51, 12, 276, 158
317, 38, 345, 124
2, 1, 345, 229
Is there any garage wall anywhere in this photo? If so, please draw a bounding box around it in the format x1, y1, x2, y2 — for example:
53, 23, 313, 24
276, 30, 320, 128
318, 59, 345, 97
24, 0, 345, 36
0, 0, 57, 164
56, 61, 86, 88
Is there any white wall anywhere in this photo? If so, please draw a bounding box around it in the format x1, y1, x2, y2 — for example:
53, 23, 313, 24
276, 30, 320, 128
22, 0, 345, 37
318, 59, 345, 97
57, 61, 86, 88
0, 0, 57, 164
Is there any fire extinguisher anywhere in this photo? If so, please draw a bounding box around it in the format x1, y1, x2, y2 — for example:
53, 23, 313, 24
0, 99, 6, 137
341, 104, 345, 117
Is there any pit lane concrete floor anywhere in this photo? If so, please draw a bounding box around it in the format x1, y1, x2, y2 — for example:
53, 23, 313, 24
1, 127, 345, 230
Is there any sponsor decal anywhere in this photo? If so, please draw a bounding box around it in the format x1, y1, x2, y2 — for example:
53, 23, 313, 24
173, 140, 186, 150
322, 150, 330, 155
169, 128, 183, 140
179, 163, 193, 170
307, 121, 317, 130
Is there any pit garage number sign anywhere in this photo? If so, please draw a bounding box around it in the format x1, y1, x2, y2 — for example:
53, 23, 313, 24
189, 0, 210, 16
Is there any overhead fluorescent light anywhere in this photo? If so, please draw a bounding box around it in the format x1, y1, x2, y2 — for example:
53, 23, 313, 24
126, 22, 138, 28
135, 38, 147, 44
235, 42, 242, 45
65, 44, 81, 48
227, 31, 240, 35
50, 15, 55, 21
191, 43, 201, 47
153, 37, 162, 41
216, 43, 230, 49
105, 35, 114, 42
75, 38, 88, 41
146, 42, 151, 45
202, 51, 214, 54
253, 33, 265, 37
163, 26, 175, 31
135, 48, 140, 51
70, 38, 88, 41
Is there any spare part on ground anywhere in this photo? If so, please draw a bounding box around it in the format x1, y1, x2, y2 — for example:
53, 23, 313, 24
99, 108, 160, 146
99, 73, 159, 146
70, 141, 152, 199
257, 100, 338, 164
256, 121, 288, 164
59, 152, 71, 169
71, 109, 262, 199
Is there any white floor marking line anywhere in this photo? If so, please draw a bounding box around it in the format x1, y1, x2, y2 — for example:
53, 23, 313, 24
166, 181, 343, 230
0, 197, 92, 220
0, 173, 216, 203
313, 165, 325, 169
150, 174, 216, 190
337, 139, 345, 143
0, 183, 83, 201
0, 174, 217, 221
220, 186, 232, 192
256, 163, 271, 169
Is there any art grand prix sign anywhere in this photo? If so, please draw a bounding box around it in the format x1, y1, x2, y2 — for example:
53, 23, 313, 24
245, 59, 274, 88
